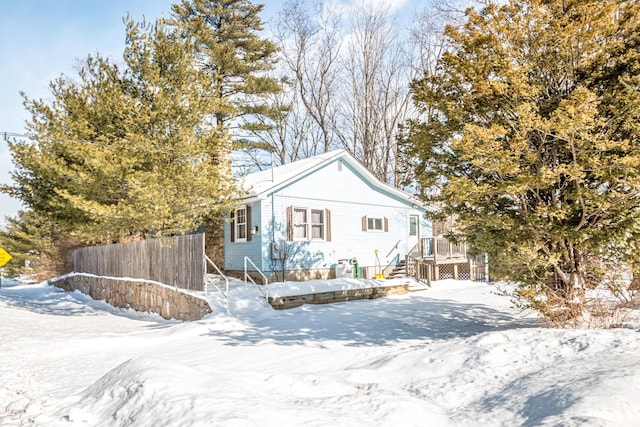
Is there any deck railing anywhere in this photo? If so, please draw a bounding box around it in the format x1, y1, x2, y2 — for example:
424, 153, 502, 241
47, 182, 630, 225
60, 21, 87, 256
419, 237, 467, 261
405, 256, 433, 285
406, 237, 484, 286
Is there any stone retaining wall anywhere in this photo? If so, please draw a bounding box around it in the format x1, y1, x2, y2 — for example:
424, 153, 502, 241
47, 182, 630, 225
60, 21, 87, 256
50, 274, 212, 321
268, 283, 409, 310
229, 267, 382, 284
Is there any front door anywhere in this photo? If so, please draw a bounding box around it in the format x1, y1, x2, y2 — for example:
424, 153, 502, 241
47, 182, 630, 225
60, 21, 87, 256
409, 214, 420, 252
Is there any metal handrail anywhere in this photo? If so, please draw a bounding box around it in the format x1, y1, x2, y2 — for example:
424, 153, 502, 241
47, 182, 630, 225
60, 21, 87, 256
385, 239, 402, 259
382, 252, 401, 277
205, 255, 230, 314
244, 256, 269, 303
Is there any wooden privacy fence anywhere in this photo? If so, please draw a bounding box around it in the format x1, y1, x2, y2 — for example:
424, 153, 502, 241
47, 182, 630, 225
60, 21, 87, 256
71, 233, 205, 291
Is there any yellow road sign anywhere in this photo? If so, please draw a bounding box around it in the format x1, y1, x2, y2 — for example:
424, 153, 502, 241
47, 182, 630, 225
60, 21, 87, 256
0, 248, 13, 267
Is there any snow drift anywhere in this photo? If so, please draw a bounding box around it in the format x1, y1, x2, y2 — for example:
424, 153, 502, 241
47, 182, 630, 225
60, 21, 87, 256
1, 278, 639, 426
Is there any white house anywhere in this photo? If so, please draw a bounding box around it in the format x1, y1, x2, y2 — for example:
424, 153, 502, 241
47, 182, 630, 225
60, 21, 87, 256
223, 149, 432, 282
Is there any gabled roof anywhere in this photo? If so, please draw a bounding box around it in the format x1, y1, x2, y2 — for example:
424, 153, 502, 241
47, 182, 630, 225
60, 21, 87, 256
239, 149, 427, 209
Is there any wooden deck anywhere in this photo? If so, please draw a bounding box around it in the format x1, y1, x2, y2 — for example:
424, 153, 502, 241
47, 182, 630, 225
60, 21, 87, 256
406, 238, 488, 284
412, 237, 467, 262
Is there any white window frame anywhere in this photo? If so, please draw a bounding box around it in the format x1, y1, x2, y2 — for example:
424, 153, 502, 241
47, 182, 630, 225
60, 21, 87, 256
293, 207, 326, 241
311, 209, 325, 240
367, 217, 384, 232
235, 206, 247, 242
293, 207, 308, 240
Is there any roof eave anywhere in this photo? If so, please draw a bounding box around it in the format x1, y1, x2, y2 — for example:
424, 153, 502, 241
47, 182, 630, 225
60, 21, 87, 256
238, 149, 434, 211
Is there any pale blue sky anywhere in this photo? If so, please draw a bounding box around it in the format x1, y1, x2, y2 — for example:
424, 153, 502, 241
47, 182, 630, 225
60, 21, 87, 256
0, 0, 413, 228
0, 1, 175, 226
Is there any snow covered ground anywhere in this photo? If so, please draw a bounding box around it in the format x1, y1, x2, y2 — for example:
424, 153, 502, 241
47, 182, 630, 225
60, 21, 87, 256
1, 277, 640, 427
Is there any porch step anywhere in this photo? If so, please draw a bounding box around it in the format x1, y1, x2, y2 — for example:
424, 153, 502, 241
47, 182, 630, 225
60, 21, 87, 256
388, 260, 407, 279
408, 281, 430, 292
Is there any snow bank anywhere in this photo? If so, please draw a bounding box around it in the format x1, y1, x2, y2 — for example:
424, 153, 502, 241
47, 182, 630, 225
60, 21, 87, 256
2, 279, 640, 426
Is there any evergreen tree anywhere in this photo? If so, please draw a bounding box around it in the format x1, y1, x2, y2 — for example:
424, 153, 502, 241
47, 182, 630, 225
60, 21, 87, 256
169, 0, 280, 154
0, 210, 71, 279
408, 0, 640, 317
3, 16, 235, 246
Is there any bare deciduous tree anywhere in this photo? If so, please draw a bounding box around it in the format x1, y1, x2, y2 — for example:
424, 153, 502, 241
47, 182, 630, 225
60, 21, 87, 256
276, 0, 342, 155
335, 1, 414, 186
240, 76, 313, 169
269, 0, 467, 189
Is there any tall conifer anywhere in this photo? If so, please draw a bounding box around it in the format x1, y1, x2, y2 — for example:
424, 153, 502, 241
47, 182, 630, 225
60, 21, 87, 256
408, 0, 640, 317
4, 17, 235, 246
169, 0, 280, 154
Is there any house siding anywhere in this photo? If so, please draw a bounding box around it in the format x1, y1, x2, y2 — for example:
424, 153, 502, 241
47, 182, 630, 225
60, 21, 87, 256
229, 159, 431, 278
224, 201, 264, 273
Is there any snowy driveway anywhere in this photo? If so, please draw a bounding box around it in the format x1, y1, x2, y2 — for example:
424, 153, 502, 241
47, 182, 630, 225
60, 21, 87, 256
1, 279, 639, 426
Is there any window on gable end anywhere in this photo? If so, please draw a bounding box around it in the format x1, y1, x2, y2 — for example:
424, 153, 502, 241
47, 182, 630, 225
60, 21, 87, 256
362, 215, 389, 232
368, 217, 383, 231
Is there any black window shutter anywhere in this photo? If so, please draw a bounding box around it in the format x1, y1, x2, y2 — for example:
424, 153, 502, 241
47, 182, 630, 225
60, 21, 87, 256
246, 205, 252, 242
230, 210, 235, 242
